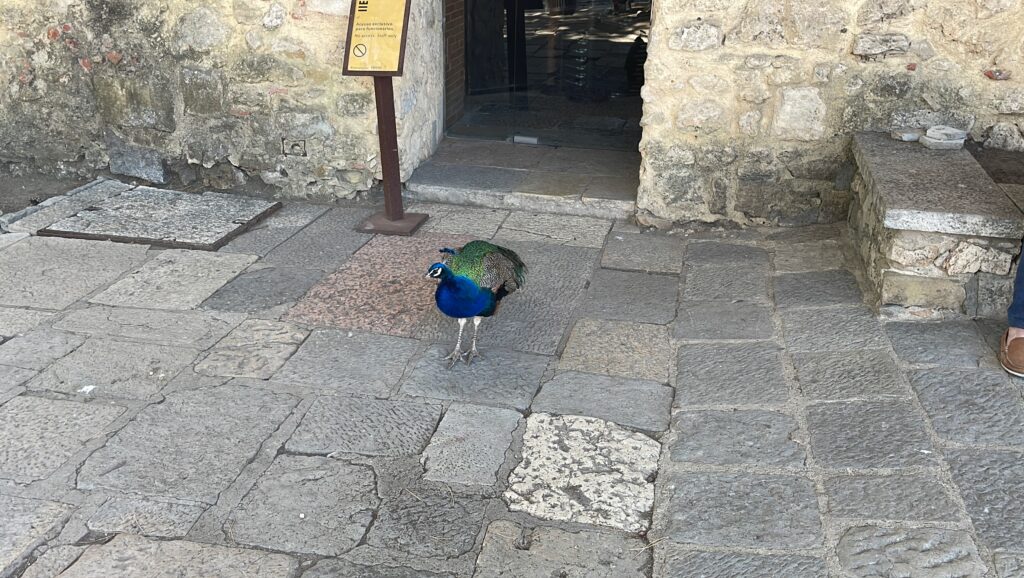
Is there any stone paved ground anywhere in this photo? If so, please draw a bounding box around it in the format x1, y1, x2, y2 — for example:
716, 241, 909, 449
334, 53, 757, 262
1, 196, 1023, 577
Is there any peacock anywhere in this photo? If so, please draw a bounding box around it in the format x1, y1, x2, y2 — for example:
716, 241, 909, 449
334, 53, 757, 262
425, 240, 527, 368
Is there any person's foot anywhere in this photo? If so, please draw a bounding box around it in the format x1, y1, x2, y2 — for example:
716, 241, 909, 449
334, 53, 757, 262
999, 328, 1024, 377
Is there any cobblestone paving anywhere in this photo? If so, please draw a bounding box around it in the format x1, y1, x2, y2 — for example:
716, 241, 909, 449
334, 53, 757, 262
1, 198, 1023, 577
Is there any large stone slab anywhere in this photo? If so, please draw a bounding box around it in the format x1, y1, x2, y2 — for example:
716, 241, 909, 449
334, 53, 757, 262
656, 548, 827, 578
261, 206, 374, 271
683, 263, 770, 302
53, 305, 244, 348
908, 368, 1024, 445
946, 449, 1024, 551
685, 241, 770, 266
225, 455, 377, 556
286, 397, 442, 457
219, 203, 329, 256
774, 270, 863, 308
409, 202, 509, 238
59, 534, 296, 577
669, 410, 804, 466
655, 471, 821, 548
18, 545, 85, 578
601, 232, 685, 274
38, 187, 280, 250
774, 240, 845, 272
885, 320, 991, 367
0, 495, 72, 575
90, 249, 257, 310
305, 558, 456, 578
853, 132, 1024, 237
87, 497, 205, 538
674, 301, 774, 340
399, 345, 548, 410
531, 371, 673, 433
505, 413, 660, 533
29, 338, 198, 399
0, 308, 52, 339
805, 401, 937, 468
201, 266, 323, 312
0, 328, 84, 371
274, 330, 419, 396
559, 319, 672, 382
0, 237, 148, 309
366, 484, 487, 558
0, 365, 35, 393
422, 403, 521, 486
475, 520, 648, 578
825, 475, 960, 521
0, 396, 125, 482
793, 349, 905, 400
77, 385, 297, 503
580, 268, 678, 324
676, 342, 788, 406
836, 525, 985, 578
493, 212, 611, 248
4, 179, 133, 234
781, 306, 887, 351
0, 232, 28, 251
195, 319, 306, 380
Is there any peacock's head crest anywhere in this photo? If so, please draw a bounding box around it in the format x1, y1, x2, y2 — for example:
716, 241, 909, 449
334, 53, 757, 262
425, 262, 450, 280
439, 247, 458, 255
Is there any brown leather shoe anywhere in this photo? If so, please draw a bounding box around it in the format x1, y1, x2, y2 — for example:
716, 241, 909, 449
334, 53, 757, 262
999, 330, 1024, 377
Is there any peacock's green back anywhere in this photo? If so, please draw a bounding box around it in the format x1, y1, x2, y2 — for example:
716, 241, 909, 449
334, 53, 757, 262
443, 240, 527, 293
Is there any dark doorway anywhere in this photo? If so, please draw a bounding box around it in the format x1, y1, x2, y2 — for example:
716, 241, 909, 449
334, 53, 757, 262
446, 0, 650, 151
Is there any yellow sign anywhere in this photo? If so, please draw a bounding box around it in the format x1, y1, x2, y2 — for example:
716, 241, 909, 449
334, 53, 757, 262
343, 0, 411, 76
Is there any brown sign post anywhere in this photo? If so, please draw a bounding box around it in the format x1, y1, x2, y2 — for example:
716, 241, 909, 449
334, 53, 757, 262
344, 0, 428, 235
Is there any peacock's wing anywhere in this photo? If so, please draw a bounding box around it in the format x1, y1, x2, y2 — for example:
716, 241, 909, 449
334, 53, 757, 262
445, 241, 527, 293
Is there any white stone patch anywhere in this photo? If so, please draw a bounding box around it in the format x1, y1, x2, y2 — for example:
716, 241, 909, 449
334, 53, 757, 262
504, 413, 660, 534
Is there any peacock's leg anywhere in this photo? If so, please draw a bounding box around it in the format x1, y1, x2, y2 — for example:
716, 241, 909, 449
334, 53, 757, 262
444, 318, 467, 369
465, 316, 484, 364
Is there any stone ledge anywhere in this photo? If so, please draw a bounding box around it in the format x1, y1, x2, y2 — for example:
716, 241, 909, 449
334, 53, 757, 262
853, 132, 1024, 238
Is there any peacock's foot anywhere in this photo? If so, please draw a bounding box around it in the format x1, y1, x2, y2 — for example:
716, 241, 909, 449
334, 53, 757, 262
443, 347, 465, 369
464, 347, 483, 365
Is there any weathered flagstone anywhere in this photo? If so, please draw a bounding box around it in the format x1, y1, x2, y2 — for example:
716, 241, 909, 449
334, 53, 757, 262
274, 330, 419, 396
836, 526, 986, 578
505, 413, 660, 533
781, 306, 887, 352
225, 455, 377, 556
774, 240, 846, 272
38, 187, 280, 250
824, 475, 960, 521
674, 301, 774, 340
996, 554, 1024, 578
774, 270, 863, 308
90, 249, 258, 310
201, 266, 323, 312
0, 365, 34, 396
0, 308, 52, 338
0, 495, 73, 575
195, 319, 306, 379
669, 410, 804, 466
885, 320, 991, 367
304, 558, 456, 578
0, 396, 125, 482
531, 371, 673, 433
286, 397, 442, 457
422, 403, 521, 486
261, 206, 374, 271
475, 520, 648, 578
0, 328, 84, 371
676, 342, 788, 406
399, 345, 548, 411
18, 545, 86, 578
793, 350, 905, 400
908, 368, 1024, 445
53, 306, 244, 349
805, 401, 937, 468
601, 232, 685, 274
0, 237, 148, 309
559, 319, 672, 382
77, 385, 297, 504
366, 484, 487, 558
5, 179, 133, 234
0, 232, 29, 251
219, 203, 329, 256
58, 534, 297, 577
87, 497, 205, 538
655, 471, 821, 548
685, 241, 770, 266
579, 268, 678, 325
683, 263, 770, 302
656, 547, 827, 578
409, 202, 509, 238
29, 338, 198, 399
493, 212, 611, 248
945, 449, 1024, 551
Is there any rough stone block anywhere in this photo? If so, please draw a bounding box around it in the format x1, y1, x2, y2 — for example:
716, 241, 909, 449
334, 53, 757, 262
475, 520, 648, 578
54, 306, 244, 349
836, 526, 985, 578
685, 241, 770, 266
580, 268, 678, 324
656, 548, 826, 578
87, 497, 205, 538
287, 397, 442, 457
880, 272, 967, 310
0, 237, 148, 309
422, 403, 521, 486
0, 328, 84, 371
674, 301, 774, 340
531, 371, 673, 433
908, 368, 1024, 445
947, 449, 1024, 551
59, 535, 296, 577
772, 87, 827, 141
196, 319, 306, 379
77, 385, 297, 503
805, 401, 936, 468
676, 342, 788, 405
601, 233, 684, 274
683, 263, 770, 302
105, 136, 168, 184
0, 396, 125, 482
885, 320, 991, 367
493, 212, 611, 248
775, 269, 863, 308
225, 455, 377, 556
668, 20, 722, 51
505, 413, 660, 533
559, 319, 672, 382
927, 125, 968, 141
366, 484, 487, 558
669, 410, 804, 466
792, 349, 905, 400
920, 135, 965, 150
0, 495, 72, 575
655, 471, 821, 548
773, 240, 845, 272
274, 330, 420, 396
825, 475, 961, 521
852, 33, 910, 57
782, 306, 887, 351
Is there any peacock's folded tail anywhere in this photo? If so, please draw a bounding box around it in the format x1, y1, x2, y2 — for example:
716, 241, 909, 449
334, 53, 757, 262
441, 240, 527, 294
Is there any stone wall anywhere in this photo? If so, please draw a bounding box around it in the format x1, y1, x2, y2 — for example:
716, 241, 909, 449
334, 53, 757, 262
0, 0, 444, 200
639, 0, 1024, 226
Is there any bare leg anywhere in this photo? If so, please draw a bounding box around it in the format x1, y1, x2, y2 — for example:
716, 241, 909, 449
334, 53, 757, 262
444, 318, 467, 369
465, 317, 484, 364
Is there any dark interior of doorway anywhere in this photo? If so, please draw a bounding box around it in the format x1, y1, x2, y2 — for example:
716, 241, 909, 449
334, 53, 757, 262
446, 0, 650, 152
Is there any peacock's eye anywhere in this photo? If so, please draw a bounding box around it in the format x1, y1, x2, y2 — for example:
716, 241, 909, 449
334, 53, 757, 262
429, 267, 443, 278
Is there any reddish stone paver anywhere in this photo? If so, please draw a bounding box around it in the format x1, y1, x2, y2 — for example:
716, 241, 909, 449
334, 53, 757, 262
285, 233, 474, 336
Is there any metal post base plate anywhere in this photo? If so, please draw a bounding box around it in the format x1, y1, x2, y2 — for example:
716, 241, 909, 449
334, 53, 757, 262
355, 211, 429, 236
